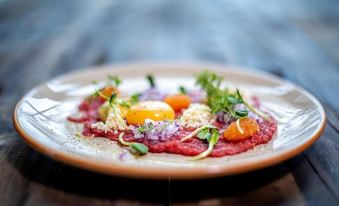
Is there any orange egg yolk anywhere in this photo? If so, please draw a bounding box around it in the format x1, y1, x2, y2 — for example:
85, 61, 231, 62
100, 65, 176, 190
223, 118, 260, 141
126, 101, 175, 125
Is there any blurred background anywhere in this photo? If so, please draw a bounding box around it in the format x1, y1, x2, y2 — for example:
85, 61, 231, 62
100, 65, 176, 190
1, 0, 338, 129
1, 0, 338, 85
1, 0, 339, 205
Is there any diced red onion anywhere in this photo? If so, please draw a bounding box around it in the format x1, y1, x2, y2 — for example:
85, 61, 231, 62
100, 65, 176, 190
216, 111, 234, 126
132, 119, 180, 141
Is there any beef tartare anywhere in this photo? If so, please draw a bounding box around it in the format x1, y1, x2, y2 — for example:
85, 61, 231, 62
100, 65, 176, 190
68, 71, 277, 160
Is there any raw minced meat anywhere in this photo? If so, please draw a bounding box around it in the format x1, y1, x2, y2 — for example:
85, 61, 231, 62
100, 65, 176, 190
69, 97, 277, 157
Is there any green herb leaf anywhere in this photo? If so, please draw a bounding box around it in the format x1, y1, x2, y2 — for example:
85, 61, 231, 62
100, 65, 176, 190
180, 125, 216, 142
197, 128, 211, 140
118, 133, 149, 155
227, 96, 239, 104
130, 143, 149, 155
146, 74, 156, 88
235, 110, 248, 117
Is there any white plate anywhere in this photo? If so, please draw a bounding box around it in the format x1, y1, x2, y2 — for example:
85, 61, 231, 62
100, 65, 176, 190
13, 63, 326, 179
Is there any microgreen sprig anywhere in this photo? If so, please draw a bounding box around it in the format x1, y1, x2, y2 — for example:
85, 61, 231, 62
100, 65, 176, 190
236, 118, 244, 134
95, 89, 132, 109
236, 89, 270, 120
180, 125, 216, 142
108, 75, 122, 87
94, 89, 110, 100
95, 90, 127, 128
109, 93, 117, 107
196, 71, 269, 120
178, 85, 187, 94
190, 128, 219, 160
130, 93, 141, 104
118, 133, 149, 155
108, 93, 127, 128
146, 74, 156, 88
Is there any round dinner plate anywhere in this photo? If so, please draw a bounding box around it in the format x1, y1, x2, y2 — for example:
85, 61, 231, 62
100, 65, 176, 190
13, 63, 326, 179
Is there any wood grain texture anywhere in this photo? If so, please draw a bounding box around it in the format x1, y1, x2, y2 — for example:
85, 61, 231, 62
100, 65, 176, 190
0, 0, 338, 205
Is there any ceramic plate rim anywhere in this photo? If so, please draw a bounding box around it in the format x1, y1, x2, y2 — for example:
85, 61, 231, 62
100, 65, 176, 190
13, 62, 326, 179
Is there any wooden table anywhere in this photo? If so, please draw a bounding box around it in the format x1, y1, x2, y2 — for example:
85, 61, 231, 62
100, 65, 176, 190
1, 0, 339, 205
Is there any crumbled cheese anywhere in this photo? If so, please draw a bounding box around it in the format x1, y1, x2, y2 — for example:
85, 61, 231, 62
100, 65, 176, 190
91, 122, 106, 131
105, 106, 128, 130
91, 106, 128, 132
180, 103, 215, 128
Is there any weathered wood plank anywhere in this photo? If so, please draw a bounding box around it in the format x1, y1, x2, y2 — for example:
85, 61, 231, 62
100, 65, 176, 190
1, 138, 168, 206
0, 137, 34, 206
171, 164, 305, 205
286, 154, 338, 205
303, 126, 339, 200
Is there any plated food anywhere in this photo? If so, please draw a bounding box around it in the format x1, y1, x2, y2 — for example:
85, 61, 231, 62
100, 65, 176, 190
68, 71, 277, 160
13, 63, 325, 179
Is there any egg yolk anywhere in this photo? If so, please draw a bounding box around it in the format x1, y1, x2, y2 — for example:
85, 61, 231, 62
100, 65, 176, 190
164, 94, 191, 112
223, 118, 259, 141
126, 101, 175, 125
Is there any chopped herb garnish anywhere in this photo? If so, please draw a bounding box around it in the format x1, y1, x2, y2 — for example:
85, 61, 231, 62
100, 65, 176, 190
118, 133, 149, 155
136, 120, 173, 135
136, 126, 146, 133
179, 85, 187, 94
190, 128, 219, 160
136, 123, 154, 133
146, 74, 156, 88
